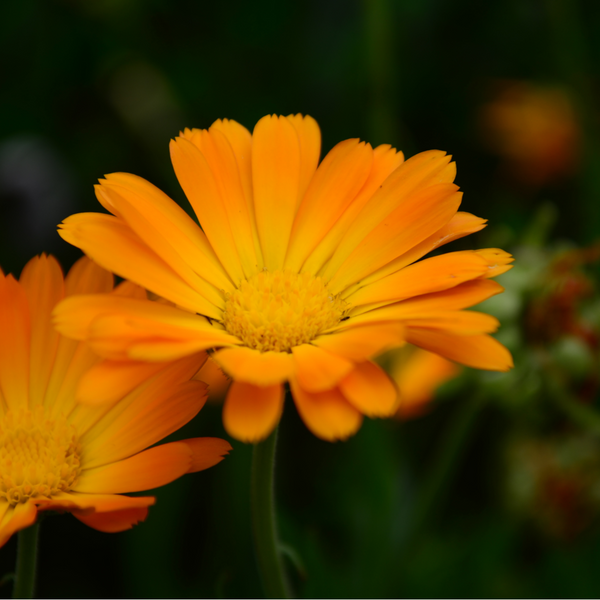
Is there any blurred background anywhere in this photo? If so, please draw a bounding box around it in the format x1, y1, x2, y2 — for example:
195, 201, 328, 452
2, 0, 600, 597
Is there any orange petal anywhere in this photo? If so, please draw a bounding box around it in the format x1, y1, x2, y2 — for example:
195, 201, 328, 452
302, 144, 405, 276
75, 442, 194, 494
180, 437, 233, 472
340, 279, 505, 328
391, 348, 460, 419
401, 310, 500, 335
59, 212, 222, 318
289, 378, 363, 441
36, 491, 155, 513
251, 115, 302, 270
79, 375, 207, 469
170, 136, 245, 283
74, 506, 150, 533
76, 359, 192, 405
405, 328, 513, 371
0, 274, 30, 412
0, 502, 37, 549
329, 184, 462, 294
338, 361, 399, 417
54, 294, 236, 361
97, 174, 234, 291
285, 139, 373, 271
346, 250, 491, 306
213, 346, 294, 386
322, 150, 456, 283
313, 322, 405, 361
19, 255, 65, 409
285, 114, 322, 203
180, 128, 261, 277
209, 119, 254, 208
63, 255, 114, 296
476, 248, 515, 278
357, 211, 488, 288
291, 344, 355, 392
222, 381, 284, 443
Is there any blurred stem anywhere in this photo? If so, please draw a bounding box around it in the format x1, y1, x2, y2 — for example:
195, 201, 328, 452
13, 522, 40, 599
251, 426, 290, 599
407, 392, 485, 548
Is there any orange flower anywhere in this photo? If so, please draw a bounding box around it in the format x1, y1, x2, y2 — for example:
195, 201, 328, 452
389, 347, 460, 419
55, 114, 513, 443
480, 81, 580, 186
0, 255, 231, 547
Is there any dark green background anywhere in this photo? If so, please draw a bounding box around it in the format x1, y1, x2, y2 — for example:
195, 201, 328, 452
2, 0, 600, 597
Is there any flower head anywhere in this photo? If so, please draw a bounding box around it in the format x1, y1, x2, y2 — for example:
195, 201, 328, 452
0, 255, 231, 547
56, 114, 513, 443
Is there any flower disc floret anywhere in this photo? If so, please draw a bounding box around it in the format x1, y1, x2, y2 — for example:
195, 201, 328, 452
222, 270, 346, 352
0, 407, 82, 506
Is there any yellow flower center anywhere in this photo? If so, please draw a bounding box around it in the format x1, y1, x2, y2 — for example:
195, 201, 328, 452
0, 408, 82, 506
222, 270, 346, 352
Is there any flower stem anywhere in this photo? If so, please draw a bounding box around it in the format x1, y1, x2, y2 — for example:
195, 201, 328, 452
13, 522, 40, 599
251, 426, 290, 599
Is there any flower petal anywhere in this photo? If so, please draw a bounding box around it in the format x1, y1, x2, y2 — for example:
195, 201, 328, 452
180, 128, 261, 277
285, 139, 373, 271
329, 184, 462, 294
322, 150, 456, 285
181, 437, 233, 472
97, 173, 234, 291
339, 279, 505, 329
213, 346, 294, 386
0, 502, 37, 549
54, 294, 237, 361
251, 115, 302, 271
18, 255, 64, 409
314, 322, 405, 361
73, 506, 150, 533
76, 359, 187, 405
285, 114, 322, 202
291, 344, 355, 392
289, 379, 362, 441
338, 361, 399, 417
346, 250, 491, 306
0, 274, 30, 412
79, 357, 207, 468
170, 136, 245, 283
74, 442, 194, 494
405, 328, 513, 371
357, 211, 488, 288
59, 213, 221, 318
222, 381, 284, 443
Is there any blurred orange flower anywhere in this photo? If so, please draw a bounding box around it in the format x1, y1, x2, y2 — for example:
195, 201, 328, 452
55, 114, 513, 443
480, 81, 580, 186
389, 347, 461, 419
0, 255, 231, 548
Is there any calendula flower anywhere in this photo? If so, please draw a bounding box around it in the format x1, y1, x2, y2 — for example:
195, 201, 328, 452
0, 254, 231, 547
480, 81, 580, 187
55, 114, 513, 443
389, 347, 461, 419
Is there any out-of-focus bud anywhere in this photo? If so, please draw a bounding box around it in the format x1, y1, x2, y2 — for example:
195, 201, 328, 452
479, 81, 580, 188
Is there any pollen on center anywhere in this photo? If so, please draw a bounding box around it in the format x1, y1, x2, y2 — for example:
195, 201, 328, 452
222, 270, 346, 353
0, 407, 82, 506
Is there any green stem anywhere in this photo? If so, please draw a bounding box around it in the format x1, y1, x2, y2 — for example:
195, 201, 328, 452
13, 522, 40, 599
251, 426, 290, 599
